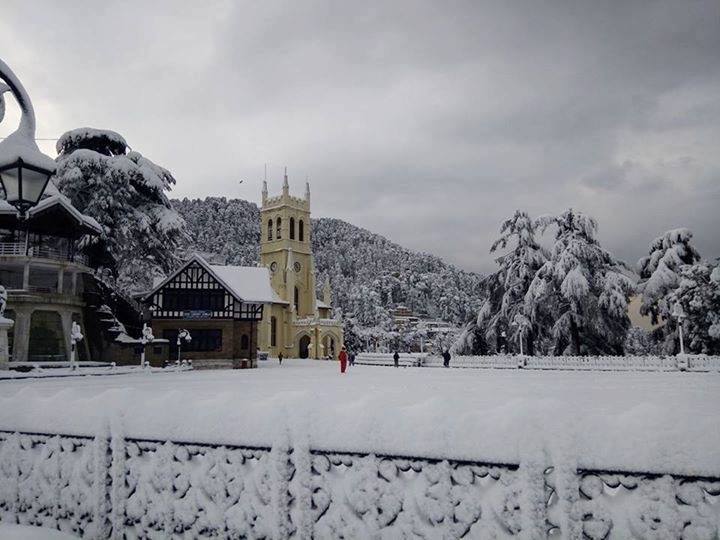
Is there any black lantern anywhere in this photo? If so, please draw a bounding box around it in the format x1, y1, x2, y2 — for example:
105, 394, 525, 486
0, 59, 57, 217
0, 157, 54, 216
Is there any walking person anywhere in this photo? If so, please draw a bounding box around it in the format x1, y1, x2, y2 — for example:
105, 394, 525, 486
339, 346, 348, 374
278, 352, 283, 365
349, 351, 355, 367
393, 351, 399, 368
442, 349, 451, 368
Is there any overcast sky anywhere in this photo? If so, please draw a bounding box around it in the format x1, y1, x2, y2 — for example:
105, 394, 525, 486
1, 0, 718, 272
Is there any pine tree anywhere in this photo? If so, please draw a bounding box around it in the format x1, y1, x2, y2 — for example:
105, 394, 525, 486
54, 128, 186, 292
480, 211, 547, 354
637, 228, 701, 324
667, 262, 720, 354
525, 209, 634, 355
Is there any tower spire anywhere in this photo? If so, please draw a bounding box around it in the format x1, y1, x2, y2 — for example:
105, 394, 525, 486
282, 166, 289, 196
305, 176, 311, 204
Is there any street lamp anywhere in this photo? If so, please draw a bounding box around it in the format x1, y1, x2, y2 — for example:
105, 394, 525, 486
0, 58, 56, 217
0, 58, 56, 370
672, 303, 686, 356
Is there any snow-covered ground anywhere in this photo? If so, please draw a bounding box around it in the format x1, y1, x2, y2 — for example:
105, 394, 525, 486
0, 359, 718, 477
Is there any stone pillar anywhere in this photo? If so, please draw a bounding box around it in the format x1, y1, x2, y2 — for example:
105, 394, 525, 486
22, 263, 30, 290
12, 309, 31, 363
71, 272, 78, 296
0, 317, 14, 369
59, 310, 73, 363
57, 268, 64, 294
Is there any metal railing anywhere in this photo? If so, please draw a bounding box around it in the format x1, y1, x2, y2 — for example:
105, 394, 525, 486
0, 241, 88, 265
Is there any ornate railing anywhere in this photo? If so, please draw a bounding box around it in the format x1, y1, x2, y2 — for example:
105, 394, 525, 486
0, 430, 717, 538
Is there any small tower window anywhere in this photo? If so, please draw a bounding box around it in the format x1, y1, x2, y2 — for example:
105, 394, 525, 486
276, 217, 282, 239
241, 334, 249, 350
294, 286, 299, 314
267, 219, 273, 241
270, 316, 277, 347
290, 217, 295, 240
299, 220, 304, 242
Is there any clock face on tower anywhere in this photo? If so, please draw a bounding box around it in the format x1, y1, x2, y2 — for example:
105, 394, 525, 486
294, 262, 301, 273
270, 262, 278, 272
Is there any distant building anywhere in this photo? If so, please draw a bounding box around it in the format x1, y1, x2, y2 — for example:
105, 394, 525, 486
0, 195, 102, 363
258, 172, 343, 359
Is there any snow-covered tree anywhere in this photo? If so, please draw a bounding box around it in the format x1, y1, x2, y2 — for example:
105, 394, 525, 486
637, 228, 701, 325
478, 211, 547, 354
525, 209, 634, 355
53, 128, 186, 292
667, 262, 720, 354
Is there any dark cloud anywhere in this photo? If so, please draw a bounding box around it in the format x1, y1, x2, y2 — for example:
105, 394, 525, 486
1, 0, 718, 272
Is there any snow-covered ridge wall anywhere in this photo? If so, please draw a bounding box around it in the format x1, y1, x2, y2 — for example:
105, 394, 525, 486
357, 353, 720, 372
0, 430, 718, 539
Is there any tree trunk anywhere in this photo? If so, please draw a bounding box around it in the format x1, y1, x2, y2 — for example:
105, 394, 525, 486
527, 328, 535, 356
570, 316, 581, 355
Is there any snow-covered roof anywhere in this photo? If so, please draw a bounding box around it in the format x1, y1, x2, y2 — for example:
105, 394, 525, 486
145, 254, 286, 305
0, 191, 102, 235
210, 264, 283, 304
317, 299, 331, 309
29, 194, 103, 234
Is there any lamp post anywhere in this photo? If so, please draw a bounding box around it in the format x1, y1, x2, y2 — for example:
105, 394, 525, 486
0, 59, 57, 370
176, 329, 191, 363
672, 303, 686, 356
139, 323, 155, 368
69, 321, 84, 370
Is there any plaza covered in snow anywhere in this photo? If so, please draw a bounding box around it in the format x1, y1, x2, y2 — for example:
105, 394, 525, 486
1, 360, 719, 538
1, 360, 718, 476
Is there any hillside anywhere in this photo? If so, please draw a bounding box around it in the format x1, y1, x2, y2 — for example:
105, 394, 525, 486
173, 197, 484, 327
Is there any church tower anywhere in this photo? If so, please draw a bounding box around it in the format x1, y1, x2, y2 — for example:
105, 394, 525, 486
258, 169, 342, 359
260, 169, 317, 318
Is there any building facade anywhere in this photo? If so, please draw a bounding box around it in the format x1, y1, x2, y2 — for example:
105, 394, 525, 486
0, 195, 102, 364
143, 255, 273, 368
258, 173, 343, 359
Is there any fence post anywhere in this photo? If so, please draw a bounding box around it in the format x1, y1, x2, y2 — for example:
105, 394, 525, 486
90, 430, 112, 539
270, 434, 293, 539
109, 427, 126, 539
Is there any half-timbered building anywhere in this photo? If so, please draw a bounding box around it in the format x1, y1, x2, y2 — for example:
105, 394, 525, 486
143, 255, 276, 368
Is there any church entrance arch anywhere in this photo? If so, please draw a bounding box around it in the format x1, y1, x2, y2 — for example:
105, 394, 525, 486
299, 335, 311, 359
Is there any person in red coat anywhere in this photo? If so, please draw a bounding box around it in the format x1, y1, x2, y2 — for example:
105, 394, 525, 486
338, 346, 348, 374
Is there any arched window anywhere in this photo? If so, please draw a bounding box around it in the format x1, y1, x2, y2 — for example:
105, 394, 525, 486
241, 334, 249, 350
270, 316, 277, 347
276, 217, 282, 239
299, 220, 304, 242
290, 217, 295, 240
267, 219, 273, 241
294, 287, 299, 314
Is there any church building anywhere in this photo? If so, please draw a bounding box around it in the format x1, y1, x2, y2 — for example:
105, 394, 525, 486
257, 172, 343, 359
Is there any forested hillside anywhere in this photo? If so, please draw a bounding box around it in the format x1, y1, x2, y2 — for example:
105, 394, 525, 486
173, 197, 483, 328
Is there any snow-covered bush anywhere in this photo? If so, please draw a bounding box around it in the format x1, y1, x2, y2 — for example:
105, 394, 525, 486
54, 127, 186, 292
